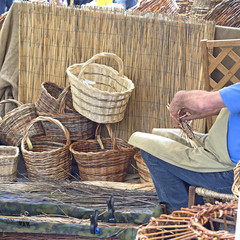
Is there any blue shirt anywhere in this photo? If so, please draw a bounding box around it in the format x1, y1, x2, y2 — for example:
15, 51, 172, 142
219, 82, 240, 164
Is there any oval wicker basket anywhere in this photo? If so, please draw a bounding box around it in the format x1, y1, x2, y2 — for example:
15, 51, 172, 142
70, 124, 136, 182
37, 85, 97, 142
0, 146, 19, 183
21, 116, 72, 181
134, 151, 153, 184
67, 52, 135, 124
0, 99, 44, 146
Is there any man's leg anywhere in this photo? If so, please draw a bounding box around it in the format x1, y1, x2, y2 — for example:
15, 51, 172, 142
141, 150, 234, 211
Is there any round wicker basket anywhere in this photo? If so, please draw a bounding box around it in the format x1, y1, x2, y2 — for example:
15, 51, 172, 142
70, 124, 135, 182
21, 116, 72, 181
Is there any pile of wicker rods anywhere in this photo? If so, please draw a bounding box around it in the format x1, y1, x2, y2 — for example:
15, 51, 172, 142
136, 200, 238, 239
0, 180, 159, 213
129, 0, 179, 14
204, 0, 240, 28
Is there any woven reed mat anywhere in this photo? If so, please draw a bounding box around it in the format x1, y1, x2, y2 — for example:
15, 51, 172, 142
0, 179, 157, 214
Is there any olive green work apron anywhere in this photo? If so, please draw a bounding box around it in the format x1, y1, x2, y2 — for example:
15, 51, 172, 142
128, 108, 235, 172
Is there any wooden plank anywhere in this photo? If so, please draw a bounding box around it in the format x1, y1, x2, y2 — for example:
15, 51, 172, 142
206, 39, 240, 48
201, 40, 210, 91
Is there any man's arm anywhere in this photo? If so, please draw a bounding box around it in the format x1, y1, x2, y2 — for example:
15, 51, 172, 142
169, 90, 226, 127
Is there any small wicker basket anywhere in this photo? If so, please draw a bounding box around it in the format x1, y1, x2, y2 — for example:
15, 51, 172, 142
134, 151, 153, 184
21, 116, 72, 181
0, 99, 44, 146
67, 52, 135, 124
37, 85, 97, 142
70, 124, 136, 182
0, 146, 19, 183
35, 82, 74, 114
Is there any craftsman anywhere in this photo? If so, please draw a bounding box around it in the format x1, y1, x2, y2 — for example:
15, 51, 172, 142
128, 82, 240, 213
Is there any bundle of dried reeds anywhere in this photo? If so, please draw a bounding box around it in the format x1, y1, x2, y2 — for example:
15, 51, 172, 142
18, 2, 215, 140
0, 181, 158, 213
129, 0, 179, 15
204, 0, 240, 28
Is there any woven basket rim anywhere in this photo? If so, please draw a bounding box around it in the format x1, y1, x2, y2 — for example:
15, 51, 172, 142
0, 146, 19, 158
134, 151, 146, 165
41, 81, 64, 100
67, 63, 135, 96
70, 138, 135, 156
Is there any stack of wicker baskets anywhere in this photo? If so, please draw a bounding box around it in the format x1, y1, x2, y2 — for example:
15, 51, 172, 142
67, 52, 135, 182
35, 82, 97, 142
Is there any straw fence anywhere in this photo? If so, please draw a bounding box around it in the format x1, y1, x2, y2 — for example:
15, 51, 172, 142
18, 2, 215, 140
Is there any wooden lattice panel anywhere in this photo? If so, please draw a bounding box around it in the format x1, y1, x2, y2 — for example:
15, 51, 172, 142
201, 39, 240, 91
201, 39, 240, 130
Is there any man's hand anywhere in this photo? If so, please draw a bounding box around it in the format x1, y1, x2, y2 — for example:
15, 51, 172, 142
168, 90, 225, 127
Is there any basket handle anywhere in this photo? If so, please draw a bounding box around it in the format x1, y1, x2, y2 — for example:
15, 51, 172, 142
22, 116, 71, 146
78, 52, 124, 81
57, 86, 71, 114
95, 124, 121, 151
0, 99, 23, 107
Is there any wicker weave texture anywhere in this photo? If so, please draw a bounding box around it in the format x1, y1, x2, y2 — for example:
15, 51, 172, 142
0, 146, 19, 183
134, 151, 153, 184
70, 124, 135, 181
36, 83, 97, 142
21, 116, 72, 181
67, 53, 135, 124
0, 99, 44, 146
35, 82, 74, 114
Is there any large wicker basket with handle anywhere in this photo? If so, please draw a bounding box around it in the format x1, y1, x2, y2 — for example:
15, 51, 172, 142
21, 116, 72, 181
0, 99, 44, 146
37, 85, 97, 142
70, 124, 136, 181
67, 52, 135, 124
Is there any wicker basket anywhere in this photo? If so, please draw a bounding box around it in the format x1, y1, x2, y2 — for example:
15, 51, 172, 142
21, 116, 72, 181
137, 201, 238, 239
70, 124, 135, 181
0, 146, 19, 183
134, 151, 153, 184
67, 52, 135, 124
37, 85, 97, 142
35, 82, 74, 114
0, 99, 44, 146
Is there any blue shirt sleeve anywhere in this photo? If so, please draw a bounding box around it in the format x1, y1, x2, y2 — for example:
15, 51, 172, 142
219, 82, 240, 113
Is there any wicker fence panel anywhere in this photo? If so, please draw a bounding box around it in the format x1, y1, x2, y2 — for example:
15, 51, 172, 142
18, 2, 215, 140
